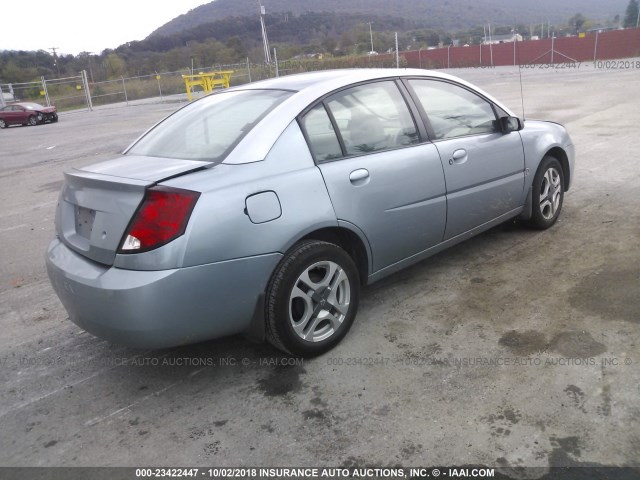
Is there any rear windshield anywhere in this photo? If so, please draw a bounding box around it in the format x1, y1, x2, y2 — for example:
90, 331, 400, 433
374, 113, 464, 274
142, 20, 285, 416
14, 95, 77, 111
127, 89, 292, 162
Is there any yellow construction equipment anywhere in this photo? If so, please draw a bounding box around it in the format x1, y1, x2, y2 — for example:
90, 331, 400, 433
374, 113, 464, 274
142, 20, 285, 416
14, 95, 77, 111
182, 71, 234, 101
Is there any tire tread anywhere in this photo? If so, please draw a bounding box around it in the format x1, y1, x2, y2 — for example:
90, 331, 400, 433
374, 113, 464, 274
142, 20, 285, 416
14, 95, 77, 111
265, 240, 358, 356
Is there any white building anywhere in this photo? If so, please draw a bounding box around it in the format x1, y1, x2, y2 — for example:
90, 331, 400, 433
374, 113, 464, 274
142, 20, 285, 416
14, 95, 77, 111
483, 33, 523, 44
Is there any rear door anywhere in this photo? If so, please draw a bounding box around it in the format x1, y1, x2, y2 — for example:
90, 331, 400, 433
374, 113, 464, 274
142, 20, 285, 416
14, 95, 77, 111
406, 79, 525, 240
300, 80, 447, 273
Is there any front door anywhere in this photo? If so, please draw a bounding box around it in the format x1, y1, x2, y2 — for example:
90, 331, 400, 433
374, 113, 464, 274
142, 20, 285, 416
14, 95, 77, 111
407, 79, 525, 239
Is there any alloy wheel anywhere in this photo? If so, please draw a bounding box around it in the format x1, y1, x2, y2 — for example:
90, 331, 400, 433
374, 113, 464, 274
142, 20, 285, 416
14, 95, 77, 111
288, 260, 351, 342
539, 167, 562, 220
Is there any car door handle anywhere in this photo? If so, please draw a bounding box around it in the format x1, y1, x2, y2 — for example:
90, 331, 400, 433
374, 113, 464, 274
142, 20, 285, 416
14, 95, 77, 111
349, 169, 370, 185
450, 149, 468, 165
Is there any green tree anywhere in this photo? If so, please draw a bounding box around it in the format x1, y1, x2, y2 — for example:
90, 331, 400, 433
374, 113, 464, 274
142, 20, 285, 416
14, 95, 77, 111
226, 36, 247, 58
624, 0, 639, 27
104, 53, 127, 78
2, 60, 24, 83
1, 60, 39, 83
321, 37, 338, 53
568, 13, 587, 33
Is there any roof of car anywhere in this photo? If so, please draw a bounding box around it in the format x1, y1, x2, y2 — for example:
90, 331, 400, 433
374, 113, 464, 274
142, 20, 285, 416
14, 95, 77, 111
233, 68, 454, 93
221, 68, 517, 165
16, 102, 45, 108
229, 68, 513, 118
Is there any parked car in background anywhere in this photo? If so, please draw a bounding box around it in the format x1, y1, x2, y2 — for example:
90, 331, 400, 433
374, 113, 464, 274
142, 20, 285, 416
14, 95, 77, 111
46, 68, 574, 356
0, 102, 58, 128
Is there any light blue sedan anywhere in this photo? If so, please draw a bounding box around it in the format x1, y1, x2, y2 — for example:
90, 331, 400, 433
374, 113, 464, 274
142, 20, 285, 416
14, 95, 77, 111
46, 69, 574, 356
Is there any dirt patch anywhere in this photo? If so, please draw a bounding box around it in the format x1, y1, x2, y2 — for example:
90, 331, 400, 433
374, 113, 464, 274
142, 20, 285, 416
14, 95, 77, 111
549, 331, 607, 358
499, 330, 548, 356
569, 268, 640, 323
256, 364, 306, 397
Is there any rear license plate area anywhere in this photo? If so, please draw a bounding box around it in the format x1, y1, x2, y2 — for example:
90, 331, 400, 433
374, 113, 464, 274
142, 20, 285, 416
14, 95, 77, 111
75, 206, 96, 239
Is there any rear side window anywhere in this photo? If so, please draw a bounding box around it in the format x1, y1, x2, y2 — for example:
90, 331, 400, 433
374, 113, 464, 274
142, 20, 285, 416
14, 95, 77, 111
300, 104, 343, 162
325, 81, 419, 156
128, 89, 292, 163
408, 79, 497, 139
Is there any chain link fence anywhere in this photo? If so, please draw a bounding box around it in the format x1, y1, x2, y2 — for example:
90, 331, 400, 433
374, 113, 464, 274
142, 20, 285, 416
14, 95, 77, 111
3, 27, 640, 113
0, 80, 42, 107
1, 72, 92, 111
0, 50, 406, 112
90, 70, 197, 107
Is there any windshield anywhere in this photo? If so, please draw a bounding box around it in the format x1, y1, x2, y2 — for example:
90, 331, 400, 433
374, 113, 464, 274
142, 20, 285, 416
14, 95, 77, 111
22, 103, 44, 110
127, 89, 292, 162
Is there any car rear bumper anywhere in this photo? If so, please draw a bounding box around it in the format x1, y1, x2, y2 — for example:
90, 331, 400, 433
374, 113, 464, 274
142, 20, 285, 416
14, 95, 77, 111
46, 239, 281, 348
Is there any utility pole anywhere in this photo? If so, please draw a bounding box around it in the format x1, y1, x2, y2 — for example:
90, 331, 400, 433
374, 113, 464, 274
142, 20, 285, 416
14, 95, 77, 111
395, 32, 399, 68
258, 0, 271, 63
49, 47, 60, 77
367, 22, 375, 53
488, 23, 494, 66
86, 52, 95, 83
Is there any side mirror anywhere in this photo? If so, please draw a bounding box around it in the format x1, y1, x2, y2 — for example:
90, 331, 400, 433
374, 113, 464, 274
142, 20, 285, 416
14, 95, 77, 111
500, 116, 523, 133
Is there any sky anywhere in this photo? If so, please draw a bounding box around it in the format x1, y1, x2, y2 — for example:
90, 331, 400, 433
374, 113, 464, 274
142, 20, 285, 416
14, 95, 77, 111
1, 0, 211, 55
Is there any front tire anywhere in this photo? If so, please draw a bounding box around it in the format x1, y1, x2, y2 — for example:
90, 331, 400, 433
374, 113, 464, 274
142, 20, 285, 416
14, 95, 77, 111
526, 155, 565, 230
28, 116, 37, 126
266, 240, 360, 357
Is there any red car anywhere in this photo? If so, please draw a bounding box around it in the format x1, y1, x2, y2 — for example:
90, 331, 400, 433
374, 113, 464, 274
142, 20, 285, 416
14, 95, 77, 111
0, 102, 58, 128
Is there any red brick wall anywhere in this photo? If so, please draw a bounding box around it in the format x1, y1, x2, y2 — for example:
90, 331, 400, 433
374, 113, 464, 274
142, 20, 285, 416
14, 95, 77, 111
400, 28, 640, 68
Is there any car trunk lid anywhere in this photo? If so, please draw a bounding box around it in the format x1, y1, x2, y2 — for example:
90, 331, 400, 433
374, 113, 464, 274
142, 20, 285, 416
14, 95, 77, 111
56, 156, 208, 266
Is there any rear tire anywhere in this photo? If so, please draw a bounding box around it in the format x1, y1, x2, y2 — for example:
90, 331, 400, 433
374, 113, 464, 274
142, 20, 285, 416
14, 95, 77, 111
0, 119, 6, 129
265, 240, 360, 357
525, 155, 565, 230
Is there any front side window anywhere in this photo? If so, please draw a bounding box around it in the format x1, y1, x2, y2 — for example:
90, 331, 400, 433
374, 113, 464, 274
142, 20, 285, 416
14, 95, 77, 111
324, 81, 419, 156
408, 80, 497, 139
128, 89, 292, 163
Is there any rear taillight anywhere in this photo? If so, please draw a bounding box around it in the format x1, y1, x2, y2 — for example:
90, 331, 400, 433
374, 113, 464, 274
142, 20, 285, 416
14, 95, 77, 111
119, 186, 200, 253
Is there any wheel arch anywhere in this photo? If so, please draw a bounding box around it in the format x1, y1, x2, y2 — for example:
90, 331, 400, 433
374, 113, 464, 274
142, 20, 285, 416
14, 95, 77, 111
244, 225, 370, 343
544, 146, 570, 192
298, 225, 371, 286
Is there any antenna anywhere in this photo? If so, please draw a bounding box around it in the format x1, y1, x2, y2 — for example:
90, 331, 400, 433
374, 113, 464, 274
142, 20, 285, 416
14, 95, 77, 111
515, 38, 525, 121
